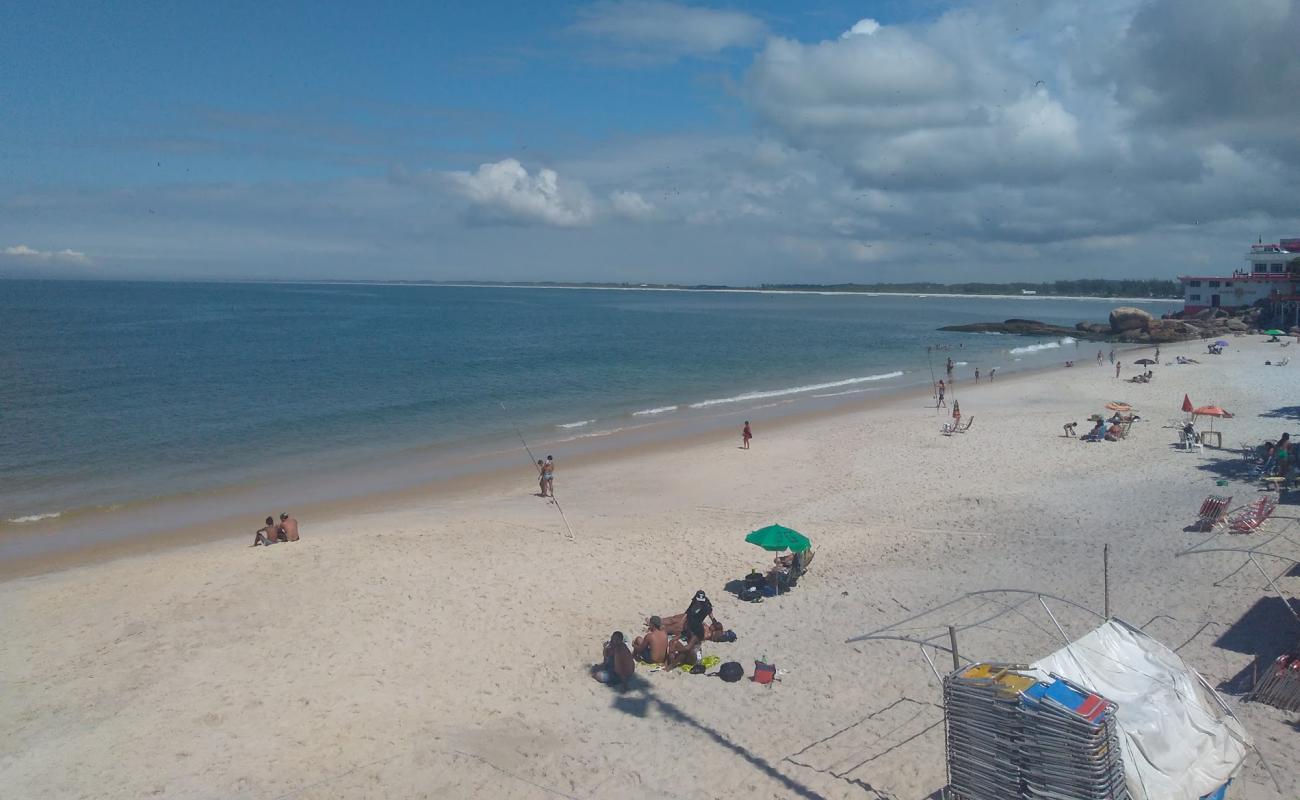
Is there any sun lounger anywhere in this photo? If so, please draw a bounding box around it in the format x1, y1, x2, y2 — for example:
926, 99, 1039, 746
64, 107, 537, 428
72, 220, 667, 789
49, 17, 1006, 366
1227, 495, 1278, 534
1274, 357, 1290, 366
1194, 495, 1232, 531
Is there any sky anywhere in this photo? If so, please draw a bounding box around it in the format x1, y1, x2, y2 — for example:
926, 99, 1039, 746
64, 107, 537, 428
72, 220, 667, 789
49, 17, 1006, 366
2, 0, 1298, 284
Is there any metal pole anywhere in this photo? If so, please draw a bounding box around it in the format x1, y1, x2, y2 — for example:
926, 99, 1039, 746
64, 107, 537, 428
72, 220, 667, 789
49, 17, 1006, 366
1103, 544, 1110, 619
948, 626, 960, 671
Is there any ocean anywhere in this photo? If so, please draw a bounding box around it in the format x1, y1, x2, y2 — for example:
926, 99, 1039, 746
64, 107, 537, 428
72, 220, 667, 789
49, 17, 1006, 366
0, 280, 1174, 556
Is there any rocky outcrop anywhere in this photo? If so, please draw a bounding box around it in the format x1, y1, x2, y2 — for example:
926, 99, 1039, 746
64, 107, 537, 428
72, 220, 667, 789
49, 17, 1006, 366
1146, 319, 1199, 343
1109, 307, 1154, 333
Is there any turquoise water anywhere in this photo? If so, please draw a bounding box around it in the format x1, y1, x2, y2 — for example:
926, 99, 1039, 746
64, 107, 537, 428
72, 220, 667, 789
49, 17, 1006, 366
0, 280, 1172, 538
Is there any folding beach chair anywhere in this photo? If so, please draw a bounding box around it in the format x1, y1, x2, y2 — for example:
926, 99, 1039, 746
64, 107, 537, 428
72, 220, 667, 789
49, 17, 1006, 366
1227, 495, 1278, 534
957, 416, 974, 434
1194, 495, 1232, 531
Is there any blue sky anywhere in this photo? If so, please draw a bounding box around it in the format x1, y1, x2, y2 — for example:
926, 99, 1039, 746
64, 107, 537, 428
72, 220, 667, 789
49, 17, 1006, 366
2, 1, 1298, 282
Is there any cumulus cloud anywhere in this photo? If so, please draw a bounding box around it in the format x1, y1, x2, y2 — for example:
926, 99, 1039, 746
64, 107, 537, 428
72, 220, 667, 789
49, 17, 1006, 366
2, 244, 91, 266
571, 1, 766, 62
841, 18, 880, 38
448, 159, 594, 227
609, 190, 656, 219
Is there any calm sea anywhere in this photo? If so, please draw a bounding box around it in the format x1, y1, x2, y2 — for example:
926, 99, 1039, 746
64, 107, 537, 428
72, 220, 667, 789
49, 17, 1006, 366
0, 280, 1172, 553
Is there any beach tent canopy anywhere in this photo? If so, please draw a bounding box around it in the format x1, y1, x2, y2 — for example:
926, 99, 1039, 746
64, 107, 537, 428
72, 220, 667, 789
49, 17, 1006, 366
1028, 619, 1251, 800
745, 524, 810, 553
1265, 329, 1285, 336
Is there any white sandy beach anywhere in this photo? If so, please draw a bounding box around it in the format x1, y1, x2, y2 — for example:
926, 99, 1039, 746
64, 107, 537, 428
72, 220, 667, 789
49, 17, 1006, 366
3, 336, 1299, 799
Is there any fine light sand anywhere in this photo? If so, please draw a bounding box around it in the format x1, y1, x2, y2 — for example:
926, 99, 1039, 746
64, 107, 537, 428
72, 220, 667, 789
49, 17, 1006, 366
3, 337, 1299, 799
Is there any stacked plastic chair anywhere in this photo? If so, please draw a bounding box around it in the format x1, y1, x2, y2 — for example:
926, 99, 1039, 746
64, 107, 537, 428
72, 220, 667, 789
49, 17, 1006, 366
944, 663, 1036, 800
1019, 676, 1131, 800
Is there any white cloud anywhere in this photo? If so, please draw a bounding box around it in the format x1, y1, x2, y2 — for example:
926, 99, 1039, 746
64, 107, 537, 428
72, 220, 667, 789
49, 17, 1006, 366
448, 159, 594, 227
571, 1, 766, 62
2, 244, 91, 266
609, 190, 656, 219
841, 18, 880, 38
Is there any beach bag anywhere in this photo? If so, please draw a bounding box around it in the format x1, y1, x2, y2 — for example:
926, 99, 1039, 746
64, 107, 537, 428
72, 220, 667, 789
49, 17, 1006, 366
718, 661, 744, 682
753, 661, 776, 685
720, 629, 737, 643
741, 585, 763, 603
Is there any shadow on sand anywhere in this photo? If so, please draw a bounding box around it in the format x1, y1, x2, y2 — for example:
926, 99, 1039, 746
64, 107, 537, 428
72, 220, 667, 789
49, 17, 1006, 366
1213, 596, 1300, 694
609, 682, 829, 800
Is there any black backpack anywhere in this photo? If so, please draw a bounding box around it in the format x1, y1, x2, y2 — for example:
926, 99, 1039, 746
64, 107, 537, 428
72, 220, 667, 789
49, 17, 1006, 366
718, 661, 744, 682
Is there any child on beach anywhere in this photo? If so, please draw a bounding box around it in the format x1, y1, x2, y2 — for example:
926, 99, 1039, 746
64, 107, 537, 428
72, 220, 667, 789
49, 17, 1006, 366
952, 401, 961, 427
742, 421, 752, 449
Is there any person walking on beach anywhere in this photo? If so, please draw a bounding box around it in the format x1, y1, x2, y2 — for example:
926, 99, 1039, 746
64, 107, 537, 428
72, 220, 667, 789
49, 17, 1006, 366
741, 421, 752, 449
1108, 349, 1115, 364
1097, 350, 1103, 365
1115, 361, 1122, 379
937, 379, 946, 408
537, 459, 548, 497
974, 367, 980, 383
952, 400, 961, 427
543, 455, 555, 497
946, 357, 954, 377
989, 368, 996, 382
1154, 347, 1160, 363
278, 512, 300, 542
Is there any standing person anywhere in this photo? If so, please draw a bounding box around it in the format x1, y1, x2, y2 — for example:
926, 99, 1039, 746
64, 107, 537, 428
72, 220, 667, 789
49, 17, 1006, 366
952, 400, 961, 428
989, 368, 996, 382
946, 357, 954, 377
278, 512, 300, 542
1154, 347, 1161, 363
536, 459, 547, 497
741, 421, 752, 449
1115, 361, 1121, 379
543, 455, 555, 498
974, 367, 980, 383
683, 590, 719, 644
1097, 350, 1104, 365
1108, 349, 1115, 364
937, 379, 947, 408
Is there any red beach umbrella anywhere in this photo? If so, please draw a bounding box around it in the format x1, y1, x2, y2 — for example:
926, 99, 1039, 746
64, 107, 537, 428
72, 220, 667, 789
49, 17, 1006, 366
1181, 394, 1193, 413
1192, 405, 1232, 431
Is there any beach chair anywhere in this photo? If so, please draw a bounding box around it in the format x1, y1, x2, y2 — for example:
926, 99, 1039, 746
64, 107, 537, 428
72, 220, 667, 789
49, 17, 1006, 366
1276, 357, 1290, 366
1194, 495, 1232, 531
1227, 495, 1278, 534
1177, 429, 1203, 453
956, 415, 974, 433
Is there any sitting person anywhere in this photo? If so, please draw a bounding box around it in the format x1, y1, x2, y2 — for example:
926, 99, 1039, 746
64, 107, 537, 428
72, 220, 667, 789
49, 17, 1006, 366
1084, 420, 1106, 441
665, 629, 701, 671
1104, 422, 1123, 441
591, 631, 635, 689
253, 515, 281, 546
632, 616, 670, 664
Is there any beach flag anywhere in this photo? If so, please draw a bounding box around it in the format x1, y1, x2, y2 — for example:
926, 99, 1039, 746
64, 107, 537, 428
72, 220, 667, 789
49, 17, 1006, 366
1182, 394, 1194, 413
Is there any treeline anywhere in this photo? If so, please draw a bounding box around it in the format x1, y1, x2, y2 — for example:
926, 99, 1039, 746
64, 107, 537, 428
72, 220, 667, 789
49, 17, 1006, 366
759, 279, 1181, 298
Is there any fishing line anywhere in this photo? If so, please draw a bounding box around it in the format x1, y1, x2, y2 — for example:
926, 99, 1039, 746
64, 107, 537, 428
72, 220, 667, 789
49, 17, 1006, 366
499, 401, 576, 542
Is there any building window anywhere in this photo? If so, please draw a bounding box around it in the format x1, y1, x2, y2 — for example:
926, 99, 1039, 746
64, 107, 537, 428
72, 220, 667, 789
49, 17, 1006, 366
1190, 294, 1201, 301
1209, 280, 1220, 287
1225, 282, 1232, 287
1190, 280, 1201, 287
1272, 263, 1285, 273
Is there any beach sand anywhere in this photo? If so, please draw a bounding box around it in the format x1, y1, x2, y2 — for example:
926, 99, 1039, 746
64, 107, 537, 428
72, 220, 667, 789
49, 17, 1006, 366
3, 336, 1298, 799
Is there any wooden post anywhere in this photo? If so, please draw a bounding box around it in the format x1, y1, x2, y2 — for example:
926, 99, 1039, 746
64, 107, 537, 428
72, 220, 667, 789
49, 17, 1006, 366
948, 625, 960, 671
1104, 544, 1111, 619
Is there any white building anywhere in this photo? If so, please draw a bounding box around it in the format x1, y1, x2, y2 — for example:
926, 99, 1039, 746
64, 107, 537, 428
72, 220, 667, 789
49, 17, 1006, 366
1179, 238, 1300, 315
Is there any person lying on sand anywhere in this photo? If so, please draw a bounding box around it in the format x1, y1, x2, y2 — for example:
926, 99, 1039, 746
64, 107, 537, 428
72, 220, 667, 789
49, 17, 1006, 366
278, 512, 300, 542
592, 631, 635, 689
632, 616, 669, 664
648, 613, 729, 642
254, 516, 280, 546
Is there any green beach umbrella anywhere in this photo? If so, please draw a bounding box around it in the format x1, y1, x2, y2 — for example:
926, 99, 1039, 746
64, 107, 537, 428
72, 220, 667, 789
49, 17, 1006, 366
745, 524, 811, 553
1265, 329, 1285, 336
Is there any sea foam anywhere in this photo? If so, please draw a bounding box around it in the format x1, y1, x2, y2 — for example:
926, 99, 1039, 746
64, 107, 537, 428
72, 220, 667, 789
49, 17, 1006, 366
6, 511, 62, 524
557, 419, 595, 429
633, 405, 678, 416
1008, 336, 1076, 355
689, 371, 904, 409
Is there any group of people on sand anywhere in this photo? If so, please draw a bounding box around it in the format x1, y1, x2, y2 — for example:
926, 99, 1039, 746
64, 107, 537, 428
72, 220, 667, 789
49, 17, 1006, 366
253, 512, 300, 546
593, 590, 728, 690
1261, 433, 1297, 483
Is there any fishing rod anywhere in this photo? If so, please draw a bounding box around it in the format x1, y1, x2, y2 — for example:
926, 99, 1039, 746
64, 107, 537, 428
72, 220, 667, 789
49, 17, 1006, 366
499, 401, 576, 542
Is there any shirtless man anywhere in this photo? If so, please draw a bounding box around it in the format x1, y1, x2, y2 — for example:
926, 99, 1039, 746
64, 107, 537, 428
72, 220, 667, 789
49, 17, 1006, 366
632, 616, 670, 664
592, 631, 635, 689
536, 459, 547, 497
543, 455, 555, 498
253, 515, 279, 546
665, 629, 701, 671
278, 512, 300, 542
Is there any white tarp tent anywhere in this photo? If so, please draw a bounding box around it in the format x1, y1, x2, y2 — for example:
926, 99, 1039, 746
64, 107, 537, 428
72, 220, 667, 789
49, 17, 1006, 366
1028, 618, 1252, 800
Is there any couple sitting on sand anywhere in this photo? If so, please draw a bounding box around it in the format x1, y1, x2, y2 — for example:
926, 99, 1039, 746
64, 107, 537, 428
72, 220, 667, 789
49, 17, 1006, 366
253, 512, 300, 546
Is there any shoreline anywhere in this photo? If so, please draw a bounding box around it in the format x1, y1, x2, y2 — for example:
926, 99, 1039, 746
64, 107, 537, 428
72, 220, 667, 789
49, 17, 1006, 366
0, 341, 1152, 582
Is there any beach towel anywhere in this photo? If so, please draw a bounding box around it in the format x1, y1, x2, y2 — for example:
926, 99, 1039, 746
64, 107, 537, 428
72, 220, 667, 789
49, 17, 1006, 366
678, 655, 721, 673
